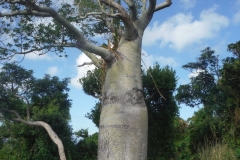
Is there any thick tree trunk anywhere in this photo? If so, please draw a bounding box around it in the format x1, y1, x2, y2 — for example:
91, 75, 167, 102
98, 38, 148, 159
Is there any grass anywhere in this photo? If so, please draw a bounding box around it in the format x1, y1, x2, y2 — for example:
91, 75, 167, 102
198, 140, 237, 160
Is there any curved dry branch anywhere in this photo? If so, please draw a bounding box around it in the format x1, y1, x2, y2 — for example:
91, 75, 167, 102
8, 109, 66, 160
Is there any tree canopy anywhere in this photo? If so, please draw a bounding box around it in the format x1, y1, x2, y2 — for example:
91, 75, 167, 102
0, 0, 172, 64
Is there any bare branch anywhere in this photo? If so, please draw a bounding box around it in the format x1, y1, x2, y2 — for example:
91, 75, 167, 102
78, 62, 94, 67
8, 109, 66, 160
0, 10, 50, 17
148, 0, 157, 14
138, 0, 172, 32
100, 0, 127, 16
79, 12, 103, 20
81, 50, 103, 68
8, 110, 21, 119
103, 12, 121, 18
154, 0, 172, 12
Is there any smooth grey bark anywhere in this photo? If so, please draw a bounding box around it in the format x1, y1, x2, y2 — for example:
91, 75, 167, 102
98, 37, 148, 159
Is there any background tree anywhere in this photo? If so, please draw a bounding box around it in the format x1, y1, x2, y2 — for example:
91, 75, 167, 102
175, 41, 240, 158
219, 41, 240, 157
175, 48, 225, 156
74, 129, 98, 160
142, 64, 179, 160
0, 63, 73, 160
0, 0, 172, 158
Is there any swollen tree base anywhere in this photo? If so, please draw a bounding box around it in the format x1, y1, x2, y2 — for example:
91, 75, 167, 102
98, 89, 148, 159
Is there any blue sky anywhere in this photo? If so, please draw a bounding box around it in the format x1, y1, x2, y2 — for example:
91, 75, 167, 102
1, 0, 240, 134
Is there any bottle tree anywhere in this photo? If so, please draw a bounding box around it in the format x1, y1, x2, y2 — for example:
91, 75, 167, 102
81, 64, 179, 159
0, 0, 172, 159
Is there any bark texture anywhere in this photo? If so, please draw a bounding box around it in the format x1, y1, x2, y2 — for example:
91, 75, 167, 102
98, 38, 148, 159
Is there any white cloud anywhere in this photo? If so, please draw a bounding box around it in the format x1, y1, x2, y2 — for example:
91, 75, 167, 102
158, 56, 178, 67
47, 66, 59, 76
188, 69, 204, 78
142, 51, 178, 69
237, 0, 240, 6
71, 53, 96, 89
143, 6, 229, 51
180, 0, 196, 9
230, 0, 240, 25
233, 10, 240, 25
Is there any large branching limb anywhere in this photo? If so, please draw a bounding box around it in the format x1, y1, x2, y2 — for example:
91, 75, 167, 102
146, 0, 156, 16
138, 0, 172, 31
19, 1, 114, 63
147, 0, 172, 14
123, 0, 138, 21
0, 10, 50, 17
8, 109, 66, 160
76, 42, 114, 64
100, 0, 138, 40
